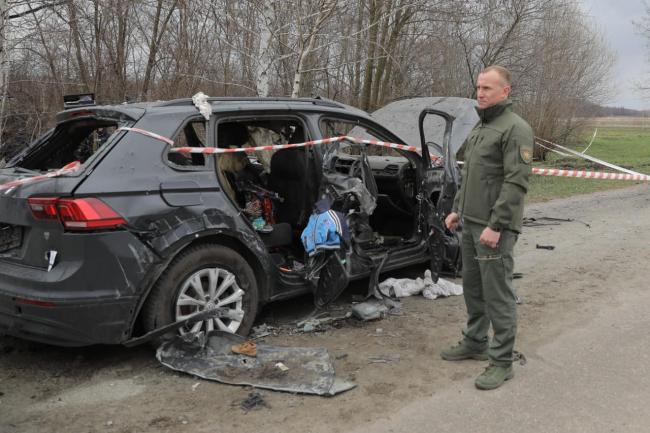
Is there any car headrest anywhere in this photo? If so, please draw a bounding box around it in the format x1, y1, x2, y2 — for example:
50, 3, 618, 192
217, 123, 249, 149
270, 149, 305, 180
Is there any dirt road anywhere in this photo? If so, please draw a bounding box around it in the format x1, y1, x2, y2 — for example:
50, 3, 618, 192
1, 185, 649, 433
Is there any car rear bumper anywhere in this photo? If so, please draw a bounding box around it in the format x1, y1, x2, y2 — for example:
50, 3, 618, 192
0, 294, 137, 346
0, 230, 159, 346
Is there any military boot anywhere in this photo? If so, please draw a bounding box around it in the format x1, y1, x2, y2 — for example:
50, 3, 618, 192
474, 364, 514, 390
440, 341, 488, 361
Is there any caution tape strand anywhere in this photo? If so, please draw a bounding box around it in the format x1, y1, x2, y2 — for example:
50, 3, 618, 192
2, 129, 648, 192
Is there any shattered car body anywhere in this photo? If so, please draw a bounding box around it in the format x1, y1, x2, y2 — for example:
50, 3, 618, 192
0, 96, 477, 346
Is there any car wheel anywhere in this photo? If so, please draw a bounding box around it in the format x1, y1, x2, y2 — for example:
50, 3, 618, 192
142, 244, 258, 340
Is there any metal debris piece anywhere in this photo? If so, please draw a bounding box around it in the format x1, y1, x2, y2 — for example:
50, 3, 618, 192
239, 392, 269, 412
523, 216, 591, 229
157, 331, 355, 396
368, 354, 401, 364
250, 323, 274, 339
536, 244, 555, 250
296, 311, 351, 332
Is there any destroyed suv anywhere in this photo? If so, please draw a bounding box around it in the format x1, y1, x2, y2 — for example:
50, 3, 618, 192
0, 96, 478, 346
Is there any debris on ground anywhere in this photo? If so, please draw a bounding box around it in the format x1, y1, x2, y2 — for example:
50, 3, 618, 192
296, 311, 352, 333
231, 341, 257, 357
250, 323, 276, 339
367, 354, 401, 364
536, 244, 555, 250
523, 216, 591, 229
378, 270, 463, 299
238, 391, 269, 412
513, 350, 527, 366
351, 300, 389, 321
382, 297, 403, 315
157, 331, 355, 396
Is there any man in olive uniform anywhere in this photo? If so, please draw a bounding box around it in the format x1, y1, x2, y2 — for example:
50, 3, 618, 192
442, 65, 533, 390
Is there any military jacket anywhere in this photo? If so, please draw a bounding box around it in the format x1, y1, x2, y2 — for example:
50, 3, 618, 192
452, 99, 533, 233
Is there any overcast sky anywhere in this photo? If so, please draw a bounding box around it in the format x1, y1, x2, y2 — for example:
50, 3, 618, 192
580, 0, 649, 109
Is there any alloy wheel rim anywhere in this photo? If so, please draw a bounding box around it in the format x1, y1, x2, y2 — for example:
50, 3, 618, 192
174, 267, 245, 334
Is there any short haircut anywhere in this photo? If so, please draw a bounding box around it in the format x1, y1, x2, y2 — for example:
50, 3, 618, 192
481, 65, 511, 86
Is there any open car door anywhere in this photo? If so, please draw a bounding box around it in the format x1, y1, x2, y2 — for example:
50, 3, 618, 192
373, 97, 479, 279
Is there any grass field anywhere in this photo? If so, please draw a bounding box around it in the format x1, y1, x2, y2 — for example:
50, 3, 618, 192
527, 123, 650, 203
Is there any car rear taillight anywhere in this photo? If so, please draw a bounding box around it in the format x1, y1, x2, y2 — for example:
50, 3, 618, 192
28, 197, 126, 231
27, 197, 59, 220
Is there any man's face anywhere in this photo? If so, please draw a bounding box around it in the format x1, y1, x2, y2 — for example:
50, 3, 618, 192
476, 70, 511, 109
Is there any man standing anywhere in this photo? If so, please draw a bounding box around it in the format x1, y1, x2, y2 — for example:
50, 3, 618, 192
442, 65, 533, 390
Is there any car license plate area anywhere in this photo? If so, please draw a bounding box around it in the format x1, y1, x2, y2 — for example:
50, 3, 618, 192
0, 224, 22, 253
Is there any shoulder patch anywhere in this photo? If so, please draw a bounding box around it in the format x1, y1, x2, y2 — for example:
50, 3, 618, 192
520, 147, 533, 164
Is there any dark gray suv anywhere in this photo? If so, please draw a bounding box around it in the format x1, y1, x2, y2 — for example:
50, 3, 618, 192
0, 96, 477, 346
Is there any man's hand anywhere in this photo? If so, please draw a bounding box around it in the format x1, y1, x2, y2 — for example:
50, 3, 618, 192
445, 212, 460, 231
479, 227, 501, 249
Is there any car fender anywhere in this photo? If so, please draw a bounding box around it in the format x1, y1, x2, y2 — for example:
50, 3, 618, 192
127, 209, 274, 339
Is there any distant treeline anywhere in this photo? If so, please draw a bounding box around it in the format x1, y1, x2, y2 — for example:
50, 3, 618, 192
576, 101, 650, 118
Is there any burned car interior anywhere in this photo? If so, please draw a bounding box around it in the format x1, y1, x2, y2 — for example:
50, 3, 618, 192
191, 111, 449, 312
206, 115, 431, 285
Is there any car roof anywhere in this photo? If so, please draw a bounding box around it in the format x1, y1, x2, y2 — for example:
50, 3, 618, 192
58, 96, 374, 125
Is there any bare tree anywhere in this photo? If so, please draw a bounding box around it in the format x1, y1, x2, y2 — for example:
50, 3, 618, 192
0, 0, 615, 157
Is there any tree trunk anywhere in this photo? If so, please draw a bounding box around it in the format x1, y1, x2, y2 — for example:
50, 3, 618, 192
0, 0, 7, 144
369, 0, 392, 109
360, 0, 382, 110
93, 0, 102, 98
66, 0, 91, 92
256, 0, 274, 97
291, 0, 337, 98
141, 0, 177, 100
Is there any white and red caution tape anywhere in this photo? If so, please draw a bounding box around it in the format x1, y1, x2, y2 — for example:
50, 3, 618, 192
117, 127, 175, 146
532, 167, 650, 181
3, 129, 648, 192
168, 135, 441, 161
0, 161, 81, 192
535, 136, 643, 176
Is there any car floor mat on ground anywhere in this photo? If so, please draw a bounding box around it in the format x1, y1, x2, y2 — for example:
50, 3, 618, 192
156, 331, 356, 396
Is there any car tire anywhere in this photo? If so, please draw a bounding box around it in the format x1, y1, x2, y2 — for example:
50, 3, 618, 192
142, 244, 258, 342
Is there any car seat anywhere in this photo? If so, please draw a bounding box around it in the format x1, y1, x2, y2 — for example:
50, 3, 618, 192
268, 148, 308, 227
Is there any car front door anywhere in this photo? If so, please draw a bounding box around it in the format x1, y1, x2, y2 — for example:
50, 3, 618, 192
419, 109, 462, 277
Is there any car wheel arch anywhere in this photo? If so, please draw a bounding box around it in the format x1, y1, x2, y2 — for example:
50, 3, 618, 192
129, 231, 272, 340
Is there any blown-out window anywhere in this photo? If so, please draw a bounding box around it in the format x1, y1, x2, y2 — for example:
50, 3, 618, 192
319, 118, 401, 157
167, 121, 207, 167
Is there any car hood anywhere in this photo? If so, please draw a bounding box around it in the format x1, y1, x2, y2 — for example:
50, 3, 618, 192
372, 97, 479, 156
